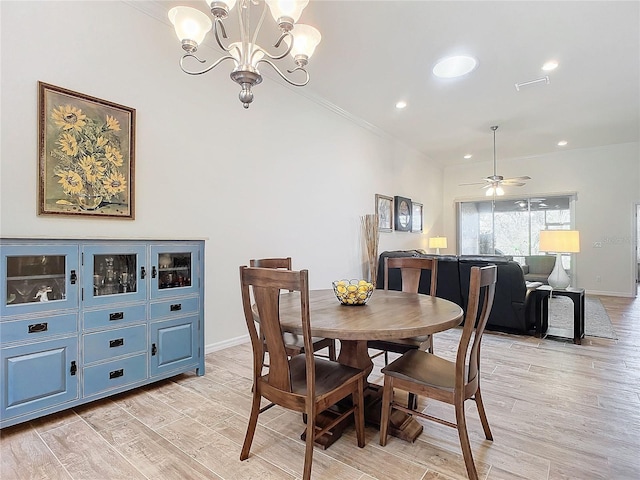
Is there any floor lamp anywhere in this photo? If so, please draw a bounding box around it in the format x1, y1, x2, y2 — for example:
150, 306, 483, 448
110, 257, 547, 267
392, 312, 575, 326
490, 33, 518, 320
539, 230, 580, 289
429, 236, 447, 255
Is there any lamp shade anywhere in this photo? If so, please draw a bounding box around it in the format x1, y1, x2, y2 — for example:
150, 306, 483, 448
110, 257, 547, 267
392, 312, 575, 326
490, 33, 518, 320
428, 237, 448, 249
168, 6, 212, 46
266, 0, 309, 24
285, 24, 321, 59
539, 230, 580, 253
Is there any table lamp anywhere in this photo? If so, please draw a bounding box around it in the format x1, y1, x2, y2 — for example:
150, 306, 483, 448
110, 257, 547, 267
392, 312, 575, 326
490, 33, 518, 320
539, 230, 580, 289
428, 236, 447, 255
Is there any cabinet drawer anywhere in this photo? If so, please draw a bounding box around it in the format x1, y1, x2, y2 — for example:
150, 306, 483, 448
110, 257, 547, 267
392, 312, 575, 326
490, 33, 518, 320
83, 325, 147, 364
150, 297, 199, 320
83, 353, 147, 397
0, 313, 77, 344
83, 304, 147, 330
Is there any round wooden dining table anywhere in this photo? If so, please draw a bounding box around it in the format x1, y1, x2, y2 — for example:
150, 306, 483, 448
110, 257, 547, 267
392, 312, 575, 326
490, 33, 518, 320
275, 288, 464, 445
277, 288, 464, 373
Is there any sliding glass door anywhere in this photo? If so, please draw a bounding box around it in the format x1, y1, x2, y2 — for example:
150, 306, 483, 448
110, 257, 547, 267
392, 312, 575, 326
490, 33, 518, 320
458, 195, 574, 264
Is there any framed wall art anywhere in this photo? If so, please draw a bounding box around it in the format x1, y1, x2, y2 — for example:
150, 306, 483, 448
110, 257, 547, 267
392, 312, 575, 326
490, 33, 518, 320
375, 194, 393, 232
38, 82, 136, 219
411, 202, 423, 233
394, 196, 412, 232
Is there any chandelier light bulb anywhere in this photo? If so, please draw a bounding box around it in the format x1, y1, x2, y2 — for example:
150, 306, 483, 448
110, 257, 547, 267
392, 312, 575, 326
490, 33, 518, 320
169, 7, 212, 51
266, 0, 309, 28
285, 24, 321, 60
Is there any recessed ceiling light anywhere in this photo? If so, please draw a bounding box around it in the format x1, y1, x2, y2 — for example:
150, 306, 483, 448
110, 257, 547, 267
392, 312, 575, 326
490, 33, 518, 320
464, 154, 472, 159
557, 140, 568, 146
395, 100, 407, 109
542, 60, 559, 71
433, 55, 478, 78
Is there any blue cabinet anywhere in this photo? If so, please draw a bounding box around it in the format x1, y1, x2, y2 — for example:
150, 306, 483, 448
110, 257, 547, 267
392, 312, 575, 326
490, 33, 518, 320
0, 239, 205, 428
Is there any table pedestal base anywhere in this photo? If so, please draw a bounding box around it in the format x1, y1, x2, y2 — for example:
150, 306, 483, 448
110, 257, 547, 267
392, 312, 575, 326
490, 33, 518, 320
303, 383, 423, 448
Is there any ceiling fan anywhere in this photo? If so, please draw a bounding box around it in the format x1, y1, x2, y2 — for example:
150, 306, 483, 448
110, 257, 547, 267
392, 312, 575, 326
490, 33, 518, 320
460, 125, 531, 196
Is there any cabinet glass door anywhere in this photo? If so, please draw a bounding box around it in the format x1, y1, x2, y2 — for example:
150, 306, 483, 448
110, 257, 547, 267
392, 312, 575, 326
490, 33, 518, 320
150, 245, 200, 299
82, 245, 147, 307
1, 245, 79, 317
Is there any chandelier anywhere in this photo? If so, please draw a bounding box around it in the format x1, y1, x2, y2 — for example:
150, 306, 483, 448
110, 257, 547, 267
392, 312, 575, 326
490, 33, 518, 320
168, 0, 321, 109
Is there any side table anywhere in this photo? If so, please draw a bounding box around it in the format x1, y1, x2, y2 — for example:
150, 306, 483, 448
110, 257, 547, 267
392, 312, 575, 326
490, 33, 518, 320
531, 285, 551, 337
541, 286, 585, 344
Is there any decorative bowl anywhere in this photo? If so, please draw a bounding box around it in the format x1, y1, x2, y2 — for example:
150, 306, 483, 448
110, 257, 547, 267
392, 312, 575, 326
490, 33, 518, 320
332, 279, 374, 306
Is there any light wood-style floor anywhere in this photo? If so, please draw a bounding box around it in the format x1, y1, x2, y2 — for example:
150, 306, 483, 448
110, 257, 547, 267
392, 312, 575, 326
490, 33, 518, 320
2, 293, 639, 480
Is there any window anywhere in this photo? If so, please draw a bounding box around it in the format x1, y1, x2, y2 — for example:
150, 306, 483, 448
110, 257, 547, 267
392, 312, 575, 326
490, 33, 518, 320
458, 195, 574, 264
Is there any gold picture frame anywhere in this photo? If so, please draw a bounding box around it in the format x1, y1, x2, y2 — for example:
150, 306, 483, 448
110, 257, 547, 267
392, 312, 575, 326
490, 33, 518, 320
38, 82, 135, 219
375, 194, 393, 232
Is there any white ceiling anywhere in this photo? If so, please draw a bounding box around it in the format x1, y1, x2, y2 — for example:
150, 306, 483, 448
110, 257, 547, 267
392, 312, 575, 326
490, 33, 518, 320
148, 0, 640, 167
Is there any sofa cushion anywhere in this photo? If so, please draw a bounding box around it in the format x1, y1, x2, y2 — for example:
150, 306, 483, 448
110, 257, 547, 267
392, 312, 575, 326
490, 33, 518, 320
525, 255, 556, 274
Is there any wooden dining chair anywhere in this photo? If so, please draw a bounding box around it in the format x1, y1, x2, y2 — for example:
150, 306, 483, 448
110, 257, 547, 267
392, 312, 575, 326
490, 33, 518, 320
239, 266, 366, 480
368, 256, 438, 365
250, 257, 336, 361
379, 265, 497, 480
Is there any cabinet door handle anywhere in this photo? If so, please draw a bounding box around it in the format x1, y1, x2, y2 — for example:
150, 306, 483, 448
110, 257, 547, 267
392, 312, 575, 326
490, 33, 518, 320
70, 269, 77, 285
109, 338, 124, 348
170, 304, 182, 311
140, 266, 146, 279
70, 361, 77, 376
109, 312, 124, 321
109, 369, 124, 379
152, 266, 157, 278
28, 322, 48, 333
151, 343, 157, 356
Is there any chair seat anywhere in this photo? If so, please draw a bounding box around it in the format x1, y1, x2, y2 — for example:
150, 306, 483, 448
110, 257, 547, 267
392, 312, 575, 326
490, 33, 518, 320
282, 332, 333, 354
381, 349, 467, 391
368, 335, 430, 354
286, 355, 365, 396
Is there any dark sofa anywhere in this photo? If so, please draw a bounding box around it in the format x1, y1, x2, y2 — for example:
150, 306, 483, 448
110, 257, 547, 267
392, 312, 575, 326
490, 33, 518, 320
377, 250, 539, 333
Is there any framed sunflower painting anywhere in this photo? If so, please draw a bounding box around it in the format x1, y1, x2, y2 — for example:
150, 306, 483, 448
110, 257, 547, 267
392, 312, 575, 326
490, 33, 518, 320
38, 82, 135, 218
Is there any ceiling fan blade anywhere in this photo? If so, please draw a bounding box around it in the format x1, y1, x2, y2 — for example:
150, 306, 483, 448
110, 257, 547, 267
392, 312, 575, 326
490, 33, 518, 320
458, 181, 488, 186
501, 182, 526, 187
503, 176, 531, 182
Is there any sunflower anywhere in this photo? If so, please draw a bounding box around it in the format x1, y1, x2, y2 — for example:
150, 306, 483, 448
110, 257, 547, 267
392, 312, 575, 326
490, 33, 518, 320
105, 115, 121, 131
51, 105, 87, 132
56, 170, 84, 194
57, 132, 78, 156
104, 145, 123, 167
79, 156, 106, 184
103, 171, 127, 195
95, 136, 108, 148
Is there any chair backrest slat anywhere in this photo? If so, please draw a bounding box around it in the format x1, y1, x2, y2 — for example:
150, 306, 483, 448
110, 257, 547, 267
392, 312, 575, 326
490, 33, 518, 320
240, 266, 313, 394
457, 265, 497, 388
384, 256, 438, 296
250, 257, 292, 270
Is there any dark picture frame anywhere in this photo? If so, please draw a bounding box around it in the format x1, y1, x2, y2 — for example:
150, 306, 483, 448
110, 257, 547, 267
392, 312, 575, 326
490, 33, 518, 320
375, 194, 393, 232
411, 202, 423, 233
394, 196, 412, 231
38, 82, 136, 219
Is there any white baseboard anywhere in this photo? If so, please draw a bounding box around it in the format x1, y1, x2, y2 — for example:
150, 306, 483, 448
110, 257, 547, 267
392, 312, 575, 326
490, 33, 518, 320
585, 289, 635, 298
205, 334, 249, 354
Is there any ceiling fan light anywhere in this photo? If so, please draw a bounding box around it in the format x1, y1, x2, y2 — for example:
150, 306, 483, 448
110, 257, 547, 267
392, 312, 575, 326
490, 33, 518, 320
495, 186, 505, 196
486, 187, 494, 196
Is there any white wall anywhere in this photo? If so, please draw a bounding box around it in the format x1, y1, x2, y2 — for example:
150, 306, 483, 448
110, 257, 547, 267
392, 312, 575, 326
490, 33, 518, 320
0, 1, 443, 349
444, 142, 640, 296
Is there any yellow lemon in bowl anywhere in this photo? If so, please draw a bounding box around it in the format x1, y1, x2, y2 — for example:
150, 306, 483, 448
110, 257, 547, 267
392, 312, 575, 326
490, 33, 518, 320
332, 279, 374, 305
